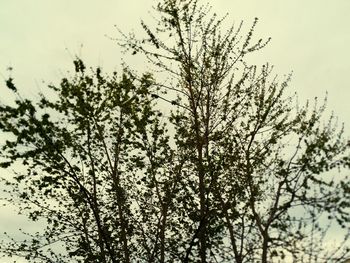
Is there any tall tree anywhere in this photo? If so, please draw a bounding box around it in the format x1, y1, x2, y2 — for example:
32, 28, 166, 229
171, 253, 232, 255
1, 0, 349, 262
118, 0, 350, 262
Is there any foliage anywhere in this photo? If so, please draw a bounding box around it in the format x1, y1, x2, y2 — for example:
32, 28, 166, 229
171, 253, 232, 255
1, 0, 350, 262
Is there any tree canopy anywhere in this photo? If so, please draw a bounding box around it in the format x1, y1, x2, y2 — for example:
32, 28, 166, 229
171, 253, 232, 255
1, 0, 349, 262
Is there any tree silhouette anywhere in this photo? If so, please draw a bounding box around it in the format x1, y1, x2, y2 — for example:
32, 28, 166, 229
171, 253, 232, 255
1, 0, 349, 262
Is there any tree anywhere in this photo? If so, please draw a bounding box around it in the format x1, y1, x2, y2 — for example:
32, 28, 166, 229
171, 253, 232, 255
1, 0, 349, 262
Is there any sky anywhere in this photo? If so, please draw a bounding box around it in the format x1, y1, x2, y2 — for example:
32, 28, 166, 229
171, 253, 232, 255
0, 0, 349, 262
0, 0, 349, 122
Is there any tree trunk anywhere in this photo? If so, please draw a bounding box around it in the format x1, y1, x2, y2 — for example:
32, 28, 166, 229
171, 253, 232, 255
261, 236, 268, 263
160, 205, 168, 263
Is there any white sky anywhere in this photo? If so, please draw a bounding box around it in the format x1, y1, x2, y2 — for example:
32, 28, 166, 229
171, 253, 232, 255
0, 0, 349, 262
0, 0, 349, 123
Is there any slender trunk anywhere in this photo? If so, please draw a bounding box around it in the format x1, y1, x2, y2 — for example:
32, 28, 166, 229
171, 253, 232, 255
111, 112, 130, 263
87, 124, 108, 263
117, 198, 130, 263
186, 48, 207, 261
192, 98, 207, 262
160, 205, 168, 263
194, 111, 207, 263
198, 164, 206, 263
92, 204, 110, 263
113, 160, 130, 263
261, 236, 268, 263
221, 203, 242, 263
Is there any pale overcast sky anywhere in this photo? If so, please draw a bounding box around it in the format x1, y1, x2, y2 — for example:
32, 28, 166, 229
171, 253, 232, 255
0, 0, 349, 121
0, 0, 349, 262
